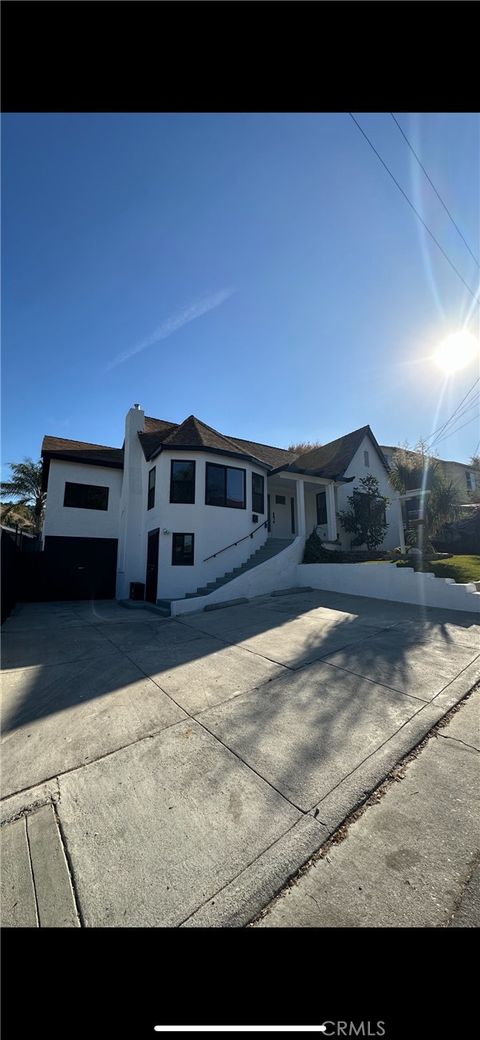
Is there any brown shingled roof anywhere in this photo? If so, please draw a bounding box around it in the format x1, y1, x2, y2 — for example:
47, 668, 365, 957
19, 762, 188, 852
42, 416, 387, 484
273, 425, 389, 479
227, 435, 298, 470
41, 436, 124, 467
139, 416, 179, 459
142, 414, 269, 466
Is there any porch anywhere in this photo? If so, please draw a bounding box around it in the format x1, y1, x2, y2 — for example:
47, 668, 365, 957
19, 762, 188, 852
266, 473, 339, 543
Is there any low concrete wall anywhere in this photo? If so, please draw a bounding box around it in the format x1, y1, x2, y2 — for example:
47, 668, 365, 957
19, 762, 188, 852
296, 562, 480, 613
170, 536, 305, 616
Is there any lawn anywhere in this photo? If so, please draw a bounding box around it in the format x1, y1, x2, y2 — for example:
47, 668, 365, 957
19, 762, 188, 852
397, 555, 480, 584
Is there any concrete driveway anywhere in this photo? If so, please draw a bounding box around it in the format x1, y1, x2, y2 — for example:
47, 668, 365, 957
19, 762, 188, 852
1, 590, 479, 927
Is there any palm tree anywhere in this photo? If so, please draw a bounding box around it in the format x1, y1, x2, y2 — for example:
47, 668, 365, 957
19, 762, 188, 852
389, 444, 460, 549
0, 459, 46, 535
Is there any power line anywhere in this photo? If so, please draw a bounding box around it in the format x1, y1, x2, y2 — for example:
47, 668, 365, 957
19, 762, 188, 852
427, 387, 480, 446
390, 113, 480, 269
431, 412, 480, 450
424, 377, 480, 446
349, 113, 480, 308
429, 396, 480, 450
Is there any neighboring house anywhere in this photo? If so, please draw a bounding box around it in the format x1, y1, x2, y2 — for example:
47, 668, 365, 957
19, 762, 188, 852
40, 407, 403, 606
381, 445, 480, 500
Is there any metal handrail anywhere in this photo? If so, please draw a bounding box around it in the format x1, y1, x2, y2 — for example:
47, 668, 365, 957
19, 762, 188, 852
203, 520, 268, 562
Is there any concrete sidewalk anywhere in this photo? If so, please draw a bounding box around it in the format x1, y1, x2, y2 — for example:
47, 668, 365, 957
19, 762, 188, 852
254, 689, 480, 927
1, 592, 479, 927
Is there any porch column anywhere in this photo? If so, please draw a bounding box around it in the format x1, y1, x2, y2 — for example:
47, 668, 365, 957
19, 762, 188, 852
397, 497, 406, 554
296, 478, 306, 537
326, 482, 337, 541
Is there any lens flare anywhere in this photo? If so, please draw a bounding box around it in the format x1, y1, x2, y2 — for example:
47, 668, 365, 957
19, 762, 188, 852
433, 330, 479, 374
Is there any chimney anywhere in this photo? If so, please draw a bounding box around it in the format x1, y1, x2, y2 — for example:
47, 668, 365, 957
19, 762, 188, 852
116, 403, 146, 599
125, 403, 145, 437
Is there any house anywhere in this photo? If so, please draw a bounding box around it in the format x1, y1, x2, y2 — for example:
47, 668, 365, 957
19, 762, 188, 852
381, 445, 479, 500
40, 406, 404, 608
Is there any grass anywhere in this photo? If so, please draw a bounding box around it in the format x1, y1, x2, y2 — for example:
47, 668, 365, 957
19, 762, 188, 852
396, 554, 480, 584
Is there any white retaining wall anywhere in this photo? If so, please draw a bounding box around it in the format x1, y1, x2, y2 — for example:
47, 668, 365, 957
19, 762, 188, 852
297, 562, 480, 612
170, 536, 305, 616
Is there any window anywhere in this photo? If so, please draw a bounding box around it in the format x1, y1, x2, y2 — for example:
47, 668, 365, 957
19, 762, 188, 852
275, 494, 286, 505
172, 533, 194, 566
364, 450, 370, 467
252, 473, 265, 514
466, 471, 476, 492
170, 460, 195, 503
205, 462, 246, 509
316, 490, 327, 525
64, 482, 109, 511
147, 467, 156, 510
290, 497, 295, 534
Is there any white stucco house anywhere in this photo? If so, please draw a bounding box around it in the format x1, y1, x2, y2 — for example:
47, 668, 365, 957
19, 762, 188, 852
40, 406, 404, 612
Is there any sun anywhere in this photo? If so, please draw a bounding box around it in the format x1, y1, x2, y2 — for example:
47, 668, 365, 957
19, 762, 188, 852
433, 330, 479, 375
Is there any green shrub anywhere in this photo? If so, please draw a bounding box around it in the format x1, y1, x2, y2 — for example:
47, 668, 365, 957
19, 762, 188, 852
303, 530, 327, 563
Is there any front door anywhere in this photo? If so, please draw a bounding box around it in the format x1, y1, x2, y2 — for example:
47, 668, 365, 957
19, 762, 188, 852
145, 529, 160, 603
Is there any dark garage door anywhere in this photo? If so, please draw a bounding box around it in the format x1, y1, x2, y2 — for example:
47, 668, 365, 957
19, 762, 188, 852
20, 537, 118, 601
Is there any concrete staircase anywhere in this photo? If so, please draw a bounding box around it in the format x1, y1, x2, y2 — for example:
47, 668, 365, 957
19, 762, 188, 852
157, 537, 295, 614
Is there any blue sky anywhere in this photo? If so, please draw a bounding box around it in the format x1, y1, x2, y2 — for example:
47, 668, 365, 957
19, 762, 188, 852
2, 112, 479, 475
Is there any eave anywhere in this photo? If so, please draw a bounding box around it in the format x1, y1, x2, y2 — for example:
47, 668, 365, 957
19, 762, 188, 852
148, 442, 271, 470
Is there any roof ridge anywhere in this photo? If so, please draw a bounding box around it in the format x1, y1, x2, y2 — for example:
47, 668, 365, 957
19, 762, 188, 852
189, 415, 242, 448
229, 433, 297, 455
163, 414, 247, 453
322, 424, 370, 445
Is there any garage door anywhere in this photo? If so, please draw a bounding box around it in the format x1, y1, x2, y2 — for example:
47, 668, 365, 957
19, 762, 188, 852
37, 536, 118, 600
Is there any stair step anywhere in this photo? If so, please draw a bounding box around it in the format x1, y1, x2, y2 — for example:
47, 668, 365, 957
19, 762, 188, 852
179, 537, 296, 602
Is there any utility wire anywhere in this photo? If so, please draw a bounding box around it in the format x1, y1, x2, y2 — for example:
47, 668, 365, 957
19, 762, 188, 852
431, 412, 480, 450
429, 390, 480, 446
349, 113, 480, 308
424, 377, 480, 446
429, 400, 480, 451
390, 113, 480, 269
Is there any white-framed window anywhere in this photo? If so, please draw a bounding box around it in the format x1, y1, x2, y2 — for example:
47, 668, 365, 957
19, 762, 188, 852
466, 471, 476, 492
364, 450, 370, 467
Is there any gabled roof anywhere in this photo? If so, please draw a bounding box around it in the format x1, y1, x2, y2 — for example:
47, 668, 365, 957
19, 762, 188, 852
272, 425, 390, 480
41, 436, 124, 468
41, 416, 389, 484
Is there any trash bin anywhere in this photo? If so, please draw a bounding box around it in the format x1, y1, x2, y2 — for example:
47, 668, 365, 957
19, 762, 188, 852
130, 582, 145, 601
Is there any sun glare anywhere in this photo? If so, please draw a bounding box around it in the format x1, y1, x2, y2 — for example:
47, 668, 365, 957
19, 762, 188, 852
433, 330, 479, 375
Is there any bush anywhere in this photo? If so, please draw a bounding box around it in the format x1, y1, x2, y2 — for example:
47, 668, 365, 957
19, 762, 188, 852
337, 475, 389, 551
303, 530, 327, 563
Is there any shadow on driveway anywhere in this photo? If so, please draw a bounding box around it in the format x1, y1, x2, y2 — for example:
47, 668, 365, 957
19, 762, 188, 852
2, 591, 479, 802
